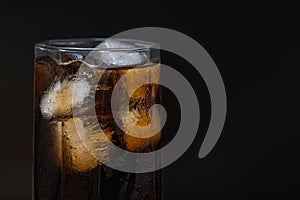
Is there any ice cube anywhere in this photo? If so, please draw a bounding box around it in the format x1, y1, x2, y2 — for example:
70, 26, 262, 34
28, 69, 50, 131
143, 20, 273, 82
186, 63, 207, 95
121, 63, 160, 98
96, 38, 149, 67
40, 79, 91, 120
120, 105, 161, 152
62, 118, 100, 172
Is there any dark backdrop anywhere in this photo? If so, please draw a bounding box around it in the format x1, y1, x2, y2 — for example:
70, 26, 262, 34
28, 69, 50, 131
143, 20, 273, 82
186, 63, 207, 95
0, 1, 299, 199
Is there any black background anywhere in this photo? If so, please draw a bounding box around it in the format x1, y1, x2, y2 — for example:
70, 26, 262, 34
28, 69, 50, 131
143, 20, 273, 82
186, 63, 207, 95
0, 0, 299, 199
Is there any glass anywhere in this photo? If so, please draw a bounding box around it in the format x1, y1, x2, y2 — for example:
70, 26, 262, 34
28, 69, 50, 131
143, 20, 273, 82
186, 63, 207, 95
33, 38, 162, 199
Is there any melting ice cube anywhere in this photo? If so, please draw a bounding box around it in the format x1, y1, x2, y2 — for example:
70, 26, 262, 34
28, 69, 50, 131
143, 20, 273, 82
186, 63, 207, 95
40, 79, 91, 120
96, 38, 149, 67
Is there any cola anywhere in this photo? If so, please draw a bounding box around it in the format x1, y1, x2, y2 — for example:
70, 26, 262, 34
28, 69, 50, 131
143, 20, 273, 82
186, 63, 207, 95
33, 39, 162, 200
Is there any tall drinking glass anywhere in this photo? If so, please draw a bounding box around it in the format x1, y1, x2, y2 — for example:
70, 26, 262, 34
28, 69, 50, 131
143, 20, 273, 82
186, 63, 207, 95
33, 38, 162, 199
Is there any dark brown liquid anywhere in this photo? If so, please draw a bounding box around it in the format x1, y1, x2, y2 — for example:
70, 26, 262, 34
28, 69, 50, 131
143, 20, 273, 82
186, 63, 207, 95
34, 56, 162, 200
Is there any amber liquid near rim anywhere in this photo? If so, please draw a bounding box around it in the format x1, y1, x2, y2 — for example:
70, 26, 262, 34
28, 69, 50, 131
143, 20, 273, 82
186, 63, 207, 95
34, 56, 162, 200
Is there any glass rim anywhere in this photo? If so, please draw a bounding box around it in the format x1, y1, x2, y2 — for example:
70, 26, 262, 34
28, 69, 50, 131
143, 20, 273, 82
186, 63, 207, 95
35, 38, 159, 52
